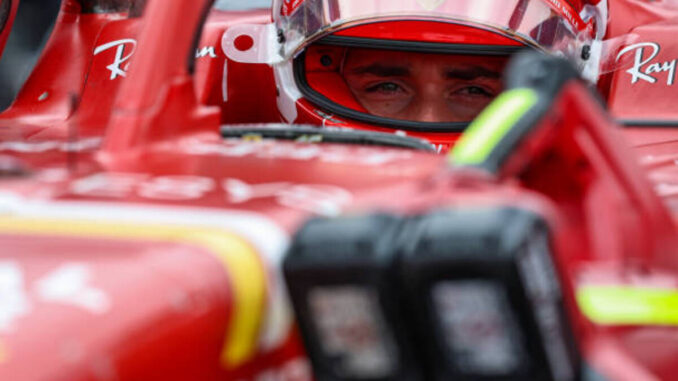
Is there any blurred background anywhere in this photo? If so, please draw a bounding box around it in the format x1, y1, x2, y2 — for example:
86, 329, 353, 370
0, 0, 273, 110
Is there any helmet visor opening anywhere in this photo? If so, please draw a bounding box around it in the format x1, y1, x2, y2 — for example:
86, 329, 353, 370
296, 38, 524, 130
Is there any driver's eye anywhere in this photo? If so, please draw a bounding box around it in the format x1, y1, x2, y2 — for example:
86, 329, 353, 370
456, 86, 493, 97
365, 82, 404, 94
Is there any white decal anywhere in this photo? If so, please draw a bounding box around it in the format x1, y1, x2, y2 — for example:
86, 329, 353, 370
94, 39, 138, 80
71, 174, 216, 201
617, 42, 677, 85
184, 140, 414, 166
225, 179, 291, 204
0, 262, 110, 333
0, 262, 31, 332
196, 46, 218, 58
70, 174, 353, 215
71, 173, 148, 199
137, 176, 216, 201
223, 178, 352, 216
0, 138, 101, 153
35, 263, 111, 314
656, 183, 678, 197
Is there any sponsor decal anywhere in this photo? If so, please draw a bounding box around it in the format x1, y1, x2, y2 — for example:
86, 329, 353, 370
0, 138, 101, 153
184, 140, 414, 166
68, 174, 353, 216
656, 183, 678, 197
616, 42, 677, 85
0, 262, 30, 333
0, 262, 110, 334
281, 0, 305, 16
94, 39, 138, 80
196, 46, 218, 59
70, 174, 216, 201
224, 178, 353, 217
35, 263, 111, 314
543, 0, 589, 33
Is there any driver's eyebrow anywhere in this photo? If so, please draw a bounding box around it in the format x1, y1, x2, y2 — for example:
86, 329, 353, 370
445, 66, 501, 81
349, 64, 411, 77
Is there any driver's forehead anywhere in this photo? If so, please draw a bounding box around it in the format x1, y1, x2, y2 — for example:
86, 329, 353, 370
343, 48, 507, 73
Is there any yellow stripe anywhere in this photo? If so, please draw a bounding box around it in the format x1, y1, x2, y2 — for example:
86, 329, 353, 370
578, 285, 678, 326
0, 217, 267, 368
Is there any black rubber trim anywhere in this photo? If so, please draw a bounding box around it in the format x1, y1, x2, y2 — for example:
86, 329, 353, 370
478, 52, 581, 173
0, 0, 11, 32
220, 124, 437, 152
317, 35, 526, 56
294, 50, 471, 133
619, 119, 678, 128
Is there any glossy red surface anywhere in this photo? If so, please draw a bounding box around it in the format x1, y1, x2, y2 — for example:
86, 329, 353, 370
2, 0, 678, 380
333, 20, 524, 46
0, 3, 445, 380
607, 22, 678, 121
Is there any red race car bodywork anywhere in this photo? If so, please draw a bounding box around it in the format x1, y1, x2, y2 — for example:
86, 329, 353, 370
1, 1, 678, 380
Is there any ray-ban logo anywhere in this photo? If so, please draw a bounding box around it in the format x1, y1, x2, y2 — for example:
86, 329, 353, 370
94, 39, 138, 80
617, 42, 677, 85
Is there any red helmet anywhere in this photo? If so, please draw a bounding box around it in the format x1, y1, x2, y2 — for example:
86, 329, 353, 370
224, 0, 606, 151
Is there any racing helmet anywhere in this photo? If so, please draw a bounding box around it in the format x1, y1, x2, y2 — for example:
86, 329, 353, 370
224, 0, 607, 151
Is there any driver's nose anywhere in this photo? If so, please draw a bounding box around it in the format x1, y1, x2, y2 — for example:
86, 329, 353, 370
408, 97, 453, 123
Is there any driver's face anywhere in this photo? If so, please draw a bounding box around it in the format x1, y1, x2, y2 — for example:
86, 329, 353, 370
342, 49, 507, 122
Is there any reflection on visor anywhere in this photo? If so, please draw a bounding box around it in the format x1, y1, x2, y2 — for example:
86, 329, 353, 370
302, 45, 510, 125
276, 0, 593, 59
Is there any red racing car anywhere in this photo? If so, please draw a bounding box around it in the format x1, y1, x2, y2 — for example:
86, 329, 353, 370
0, 1, 677, 380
